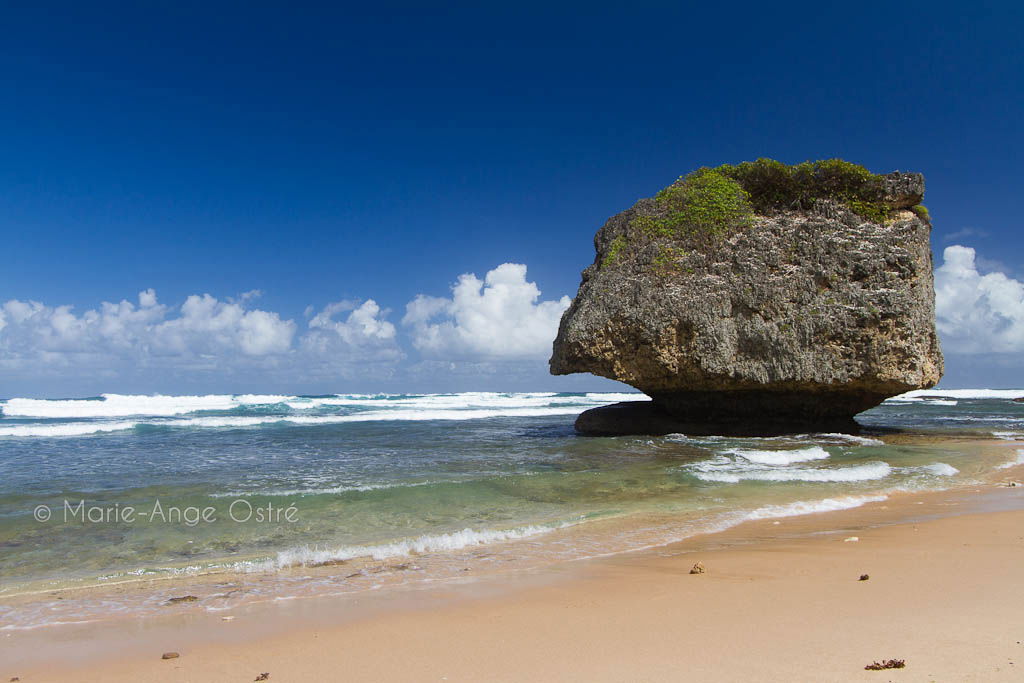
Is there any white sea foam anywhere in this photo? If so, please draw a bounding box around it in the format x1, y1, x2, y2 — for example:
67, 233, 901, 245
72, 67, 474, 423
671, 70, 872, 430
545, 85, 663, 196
285, 392, 568, 410
727, 446, 831, 466
0, 405, 601, 438
584, 392, 650, 402
283, 407, 592, 423
691, 460, 892, 483
666, 433, 881, 447
920, 463, 959, 476
272, 522, 571, 569
891, 388, 1024, 400
743, 494, 888, 520
0, 391, 643, 420
811, 433, 885, 446
210, 480, 439, 498
0, 393, 290, 418
996, 450, 1024, 469
992, 431, 1023, 441
0, 421, 139, 437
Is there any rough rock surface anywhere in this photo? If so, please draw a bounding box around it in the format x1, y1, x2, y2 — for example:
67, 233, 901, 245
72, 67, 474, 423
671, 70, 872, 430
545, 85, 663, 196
550, 170, 943, 435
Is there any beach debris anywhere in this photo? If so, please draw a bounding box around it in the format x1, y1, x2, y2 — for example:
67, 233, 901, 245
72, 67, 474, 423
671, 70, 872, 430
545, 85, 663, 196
864, 659, 905, 670
254, 673, 271, 681
689, 562, 705, 574
165, 595, 199, 604
843, 536, 859, 542
161, 652, 180, 660
221, 615, 235, 621
859, 574, 870, 581
1006, 481, 1021, 487
11, 677, 21, 681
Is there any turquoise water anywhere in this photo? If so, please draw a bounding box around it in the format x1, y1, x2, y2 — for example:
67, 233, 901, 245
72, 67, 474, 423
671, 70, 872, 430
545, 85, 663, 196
1, 390, 1022, 627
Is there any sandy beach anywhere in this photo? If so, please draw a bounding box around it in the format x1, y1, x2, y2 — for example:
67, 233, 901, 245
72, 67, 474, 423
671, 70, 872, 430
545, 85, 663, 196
6, 479, 1023, 683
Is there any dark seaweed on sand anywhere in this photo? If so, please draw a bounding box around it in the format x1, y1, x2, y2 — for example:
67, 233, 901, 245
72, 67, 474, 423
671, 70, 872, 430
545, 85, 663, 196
864, 659, 905, 670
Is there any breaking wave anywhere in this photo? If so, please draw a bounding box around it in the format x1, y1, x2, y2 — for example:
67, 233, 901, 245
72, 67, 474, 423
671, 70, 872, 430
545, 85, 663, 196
691, 460, 892, 483
271, 521, 577, 569
0, 392, 651, 438
891, 389, 1024, 401
743, 494, 889, 520
727, 446, 831, 466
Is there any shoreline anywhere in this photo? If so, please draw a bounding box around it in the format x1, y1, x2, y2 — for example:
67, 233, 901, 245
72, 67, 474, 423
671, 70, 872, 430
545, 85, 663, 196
5, 472, 1024, 681
2, 433, 1014, 603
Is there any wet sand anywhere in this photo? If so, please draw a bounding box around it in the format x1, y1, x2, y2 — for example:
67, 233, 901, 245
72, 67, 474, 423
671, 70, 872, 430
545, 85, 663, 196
5, 478, 1024, 682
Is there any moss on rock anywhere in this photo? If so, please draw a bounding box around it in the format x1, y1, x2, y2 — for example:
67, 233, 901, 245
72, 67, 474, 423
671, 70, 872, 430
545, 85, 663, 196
629, 158, 897, 247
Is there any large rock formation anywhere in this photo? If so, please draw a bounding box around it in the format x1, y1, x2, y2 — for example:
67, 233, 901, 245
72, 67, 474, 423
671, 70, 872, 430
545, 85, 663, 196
550, 159, 943, 435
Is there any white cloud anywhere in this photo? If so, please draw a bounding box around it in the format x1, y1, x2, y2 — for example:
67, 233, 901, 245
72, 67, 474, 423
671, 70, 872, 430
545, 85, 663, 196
0, 264, 571, 392
301, 299, 398, 354
935, 245, 1024, 353
0, 291, 404, 387
149, 293, 295, 357
403, 263, 571, 359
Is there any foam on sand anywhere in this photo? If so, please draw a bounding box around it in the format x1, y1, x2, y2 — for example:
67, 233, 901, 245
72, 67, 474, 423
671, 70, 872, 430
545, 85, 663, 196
272, 521, 574, 569
997, 450, 1024, 469
743, 494, 888, 520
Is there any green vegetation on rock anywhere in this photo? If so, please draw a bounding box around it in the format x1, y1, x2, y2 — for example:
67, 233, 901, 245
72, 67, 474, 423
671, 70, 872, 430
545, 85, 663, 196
652, 245, 689, 274
911, 204, 930, 221
628, 159, 895, 247
716, 158, 889, 218
648, 169, 755, 238
602, 234, 628, 267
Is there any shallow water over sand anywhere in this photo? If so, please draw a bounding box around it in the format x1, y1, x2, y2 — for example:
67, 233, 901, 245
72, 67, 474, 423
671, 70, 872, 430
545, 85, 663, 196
1, 390, 1022, 628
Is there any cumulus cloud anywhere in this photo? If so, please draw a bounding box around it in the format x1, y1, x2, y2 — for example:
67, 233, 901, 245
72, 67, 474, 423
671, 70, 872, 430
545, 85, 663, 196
300, 299, 400, 358
0, 264, 572, 392
0, 290, 294, 364
150, 293, 295, 356
403, 263, 571, 359
0, 290, 404, 389
935, 245, 1024, 353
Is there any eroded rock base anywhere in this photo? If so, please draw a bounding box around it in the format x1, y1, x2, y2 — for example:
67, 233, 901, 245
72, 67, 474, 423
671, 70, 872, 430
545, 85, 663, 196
575, 399, 867, 437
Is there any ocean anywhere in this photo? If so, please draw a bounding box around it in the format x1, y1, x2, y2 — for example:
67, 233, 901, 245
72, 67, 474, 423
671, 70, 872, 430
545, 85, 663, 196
1, 389, 1022, 630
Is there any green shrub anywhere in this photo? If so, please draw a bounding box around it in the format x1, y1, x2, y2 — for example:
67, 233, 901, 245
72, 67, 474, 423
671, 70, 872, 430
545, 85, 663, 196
628, 158, 893, 249
632, 169, 754, 240
717, 158, 888, 219
911, 204, 930, 220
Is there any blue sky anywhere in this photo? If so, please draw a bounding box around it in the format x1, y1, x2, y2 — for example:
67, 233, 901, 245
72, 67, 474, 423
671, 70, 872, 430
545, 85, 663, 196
2, 1, 1023, 396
